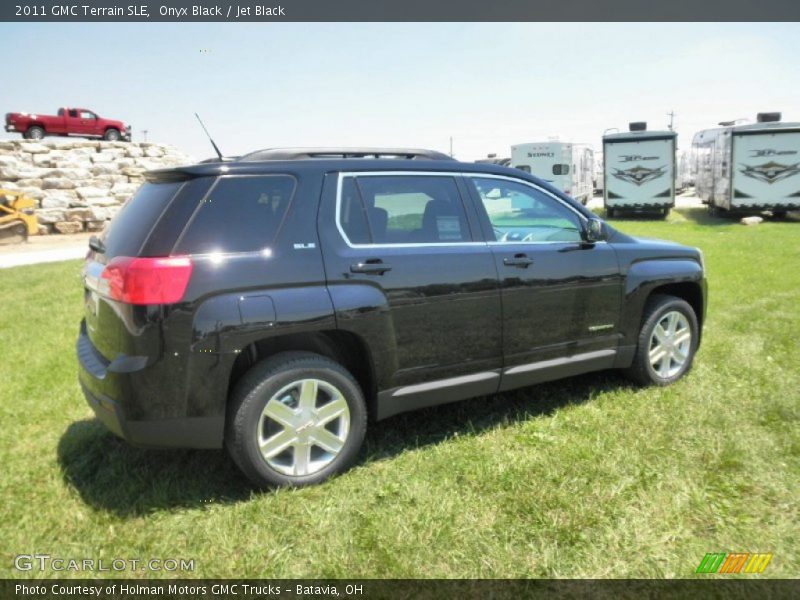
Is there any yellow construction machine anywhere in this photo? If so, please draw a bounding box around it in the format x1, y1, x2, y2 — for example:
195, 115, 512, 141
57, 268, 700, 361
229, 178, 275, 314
0, 189, 38, 244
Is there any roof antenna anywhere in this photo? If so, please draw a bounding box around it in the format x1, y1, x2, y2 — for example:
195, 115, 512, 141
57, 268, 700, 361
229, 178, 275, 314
194, 113, 223, 161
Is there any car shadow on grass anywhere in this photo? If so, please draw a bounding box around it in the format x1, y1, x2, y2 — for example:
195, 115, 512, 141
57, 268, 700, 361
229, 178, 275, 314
58, 369, 632, 517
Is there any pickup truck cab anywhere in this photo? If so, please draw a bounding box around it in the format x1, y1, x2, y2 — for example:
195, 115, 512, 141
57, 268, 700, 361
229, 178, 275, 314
77, 148, 707, 488
5, 107, 131, 141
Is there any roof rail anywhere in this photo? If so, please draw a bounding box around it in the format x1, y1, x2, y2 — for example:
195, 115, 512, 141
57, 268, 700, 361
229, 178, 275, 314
239, 147, 455, 162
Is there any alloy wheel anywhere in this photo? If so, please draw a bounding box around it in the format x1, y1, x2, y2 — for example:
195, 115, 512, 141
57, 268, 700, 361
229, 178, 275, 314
648, 310, 692, 378
257, 378, 350, 477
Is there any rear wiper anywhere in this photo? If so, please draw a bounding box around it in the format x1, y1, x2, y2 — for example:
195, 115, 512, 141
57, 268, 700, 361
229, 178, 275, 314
89, 235, 106, 254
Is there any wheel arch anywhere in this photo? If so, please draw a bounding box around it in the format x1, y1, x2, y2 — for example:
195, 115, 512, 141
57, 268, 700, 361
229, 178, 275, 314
622, 258, 706, 349
645, 281, 705, 347
227, 330, 377, 419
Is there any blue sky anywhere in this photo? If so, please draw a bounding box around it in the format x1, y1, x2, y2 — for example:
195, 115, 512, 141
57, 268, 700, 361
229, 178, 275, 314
1, 22, 798, 160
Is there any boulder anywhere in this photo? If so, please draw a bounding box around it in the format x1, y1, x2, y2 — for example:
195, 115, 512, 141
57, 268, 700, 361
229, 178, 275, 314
54, 221, 83, 234
741, 216, 763, 226
85, 221, 106, 232
35, 209, 66, 223
37, 223, 52, 235
75, 186, 108, 199
19, 143, 49, 154
65, 208, 93, 222
84, 196, 118, 207
40, 194, 73, 209
42, 177, 76, 190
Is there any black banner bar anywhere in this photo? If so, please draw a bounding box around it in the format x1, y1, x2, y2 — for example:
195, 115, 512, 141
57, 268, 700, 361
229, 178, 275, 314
2, 0, 800, 22
2, 579, 800, 600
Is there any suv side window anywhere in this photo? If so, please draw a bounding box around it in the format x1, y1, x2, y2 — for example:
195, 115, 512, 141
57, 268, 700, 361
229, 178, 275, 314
469, 177, 583, 243
340, 175, 470, 244
175, 175, 296, 255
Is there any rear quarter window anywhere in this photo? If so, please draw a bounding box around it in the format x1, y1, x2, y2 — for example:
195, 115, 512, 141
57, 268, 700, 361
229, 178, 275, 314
101, 181, 183, 259
174, 175, 296, 255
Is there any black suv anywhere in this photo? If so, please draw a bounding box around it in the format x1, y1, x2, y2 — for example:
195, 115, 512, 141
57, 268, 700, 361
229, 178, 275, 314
78, 148, 706, 487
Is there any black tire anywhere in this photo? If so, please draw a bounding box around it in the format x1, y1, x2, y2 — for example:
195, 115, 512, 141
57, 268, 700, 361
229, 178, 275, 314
226, 351, 367, 488
772, 210, 787, 220
103, 128, 121, 141
607, 207, 615, 218
662, 207, 671, 219
26, 126, 45, 140
623, 294, 699, 386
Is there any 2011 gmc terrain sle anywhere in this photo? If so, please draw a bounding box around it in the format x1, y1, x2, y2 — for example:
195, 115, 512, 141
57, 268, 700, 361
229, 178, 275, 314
77, 148, 707, 487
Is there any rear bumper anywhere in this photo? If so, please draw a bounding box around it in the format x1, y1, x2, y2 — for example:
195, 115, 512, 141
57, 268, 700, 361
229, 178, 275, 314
76, 324, 224, 449
604, 201, 674, 210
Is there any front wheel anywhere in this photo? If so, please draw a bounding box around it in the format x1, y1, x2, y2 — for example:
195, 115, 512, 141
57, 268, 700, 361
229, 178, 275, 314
26, 126, 45, 140
623, 294, 699, 386
103, 128, 121, 141
226, 352, 367, 488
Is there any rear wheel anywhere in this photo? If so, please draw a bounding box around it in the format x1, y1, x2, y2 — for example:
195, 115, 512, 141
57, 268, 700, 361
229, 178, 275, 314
624, 294, 698, 386
103, 128, 121, 141
26, 126, 44, 140
0, 222, 28, 245
226, 352, 367, 488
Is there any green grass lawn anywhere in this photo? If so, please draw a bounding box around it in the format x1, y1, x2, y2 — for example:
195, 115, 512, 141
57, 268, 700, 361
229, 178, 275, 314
0, 207, 798, 579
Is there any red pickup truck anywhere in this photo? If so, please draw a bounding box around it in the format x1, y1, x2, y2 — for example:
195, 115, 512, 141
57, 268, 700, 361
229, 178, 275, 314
5, 107, 131, 141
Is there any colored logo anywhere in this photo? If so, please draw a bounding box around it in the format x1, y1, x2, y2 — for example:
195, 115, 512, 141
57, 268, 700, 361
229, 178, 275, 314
740, 161, 800, 184
696, 553, 773, 574
612, 165, 666, 186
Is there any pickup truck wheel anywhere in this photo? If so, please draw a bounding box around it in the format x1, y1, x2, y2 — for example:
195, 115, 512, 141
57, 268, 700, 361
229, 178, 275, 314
103, 128, 121, 141
226, 352, 367, 488
26, 126, 45, 140
624, 294, 698, 386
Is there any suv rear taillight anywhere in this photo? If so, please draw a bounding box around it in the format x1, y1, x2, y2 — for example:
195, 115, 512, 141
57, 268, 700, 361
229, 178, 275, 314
101, 256, 193, 305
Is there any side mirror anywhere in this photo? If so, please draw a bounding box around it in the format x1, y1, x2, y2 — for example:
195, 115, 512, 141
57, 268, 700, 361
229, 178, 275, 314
583, 218, 608, 243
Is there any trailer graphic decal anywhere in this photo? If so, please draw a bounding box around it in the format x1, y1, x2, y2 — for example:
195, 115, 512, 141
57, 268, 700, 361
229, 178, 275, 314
749, 148, 797, 158
611, 165, 666, 186
739, 161, 800, 184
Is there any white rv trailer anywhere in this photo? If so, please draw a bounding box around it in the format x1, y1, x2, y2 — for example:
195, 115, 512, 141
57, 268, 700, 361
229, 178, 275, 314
603, 122, 677, 217
510, 142, 594, 204
692, 112, 800, 215
675, 150, 692, 192
594, 151, 604, 194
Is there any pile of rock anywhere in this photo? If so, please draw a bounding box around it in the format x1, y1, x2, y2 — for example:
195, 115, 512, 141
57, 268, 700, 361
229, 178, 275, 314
0, 139, 195, 234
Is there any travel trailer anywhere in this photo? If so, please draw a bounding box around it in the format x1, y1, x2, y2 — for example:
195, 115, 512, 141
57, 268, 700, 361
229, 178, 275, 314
676, 150, 692, 191
594, 152, 604, 194
475, 155, 511, 167
603, 123, 677, 217
692, 112, 800, 216
510, 142, 594, 204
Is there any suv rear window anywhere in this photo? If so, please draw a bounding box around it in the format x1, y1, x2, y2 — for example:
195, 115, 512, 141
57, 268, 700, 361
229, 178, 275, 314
175, 175, 296, 255
101, 181, 183, 259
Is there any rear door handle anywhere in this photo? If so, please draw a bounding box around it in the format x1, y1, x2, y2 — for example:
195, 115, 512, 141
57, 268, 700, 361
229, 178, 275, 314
350, 259, 392, 275
503, 253, 534, 268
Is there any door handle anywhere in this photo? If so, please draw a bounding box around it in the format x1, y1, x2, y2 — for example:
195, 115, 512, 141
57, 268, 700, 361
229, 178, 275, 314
350, 259, 392, 275
503, 253, 534, 268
